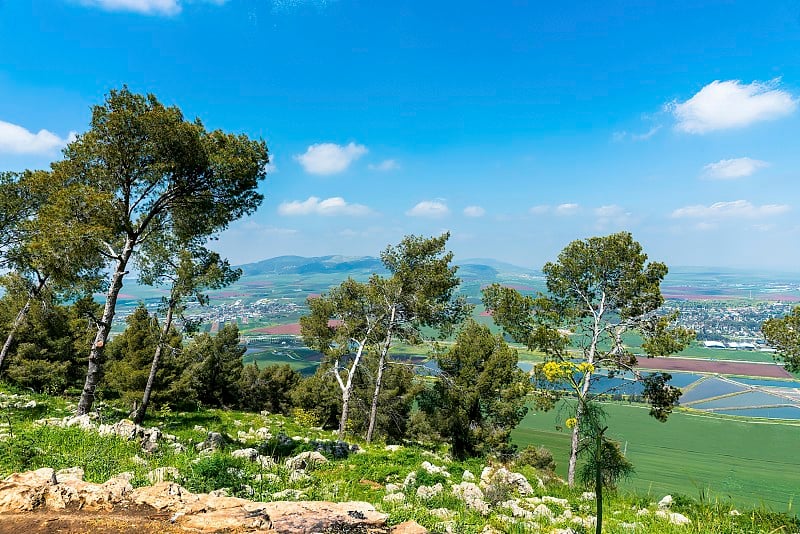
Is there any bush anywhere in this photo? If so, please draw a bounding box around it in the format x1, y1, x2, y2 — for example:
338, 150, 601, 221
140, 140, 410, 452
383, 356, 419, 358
515, 445, 557, 473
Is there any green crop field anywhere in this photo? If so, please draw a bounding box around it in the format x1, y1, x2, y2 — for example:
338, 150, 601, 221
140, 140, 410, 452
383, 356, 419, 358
512, 400, 800, 514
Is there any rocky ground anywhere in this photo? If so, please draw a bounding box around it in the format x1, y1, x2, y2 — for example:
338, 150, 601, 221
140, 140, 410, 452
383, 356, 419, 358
0, 467, 426, 533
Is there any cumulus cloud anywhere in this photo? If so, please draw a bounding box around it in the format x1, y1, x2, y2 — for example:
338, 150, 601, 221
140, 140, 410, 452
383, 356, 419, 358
0, 120, 75, 155
703, 157, 769, 179
406, 200, 450, 218
671, 80, 797, 134
463, 205, 485, 217
555, 203, 580, 216
278, 196, 371, 216
671, 200, 789, 219
368, 159, 399, 171
294, 142, 367, 175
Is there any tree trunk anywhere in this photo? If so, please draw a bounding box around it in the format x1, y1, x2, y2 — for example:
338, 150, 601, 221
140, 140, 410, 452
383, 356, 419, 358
568, 370, 594, 486
133, 302, 175, 425
338, 387, 351, 440
77, 238, 135, 416
0, 276, 48, 374
366, 306, 396, 443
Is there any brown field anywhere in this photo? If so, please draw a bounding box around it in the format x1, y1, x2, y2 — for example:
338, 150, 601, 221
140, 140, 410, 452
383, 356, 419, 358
250, 320, 342, 335
636, 356, 792, 378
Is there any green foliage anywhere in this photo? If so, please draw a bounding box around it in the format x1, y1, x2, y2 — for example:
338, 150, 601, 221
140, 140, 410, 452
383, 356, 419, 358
174, 324, 245, 408
484, 232, 694, 484
102, 305, 183, 408
238, 363, 301, 414
515, 445, 557, 473
762, 305, 800, 373
183, 454, 252, 496
0, 286, 99, 393
420, 321, 530, 459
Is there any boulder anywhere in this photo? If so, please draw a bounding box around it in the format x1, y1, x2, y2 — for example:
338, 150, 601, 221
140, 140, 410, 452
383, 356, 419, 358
285, 450, 328, 471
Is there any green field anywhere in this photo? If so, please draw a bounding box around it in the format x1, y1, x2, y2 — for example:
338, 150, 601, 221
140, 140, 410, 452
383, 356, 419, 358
512, 400, 800, 514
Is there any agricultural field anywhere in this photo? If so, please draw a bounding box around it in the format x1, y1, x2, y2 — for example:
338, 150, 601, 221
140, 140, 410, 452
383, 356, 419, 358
512, 400, 800, 513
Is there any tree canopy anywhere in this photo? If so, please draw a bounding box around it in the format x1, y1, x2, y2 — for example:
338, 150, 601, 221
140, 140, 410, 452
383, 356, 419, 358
483, 232, 693, 484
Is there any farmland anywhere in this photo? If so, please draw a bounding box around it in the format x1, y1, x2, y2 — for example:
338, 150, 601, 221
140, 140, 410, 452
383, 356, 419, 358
512, 400, 800, 513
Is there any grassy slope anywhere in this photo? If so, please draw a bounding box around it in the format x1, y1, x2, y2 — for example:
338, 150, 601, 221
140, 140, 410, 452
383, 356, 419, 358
512, 401, 800, 512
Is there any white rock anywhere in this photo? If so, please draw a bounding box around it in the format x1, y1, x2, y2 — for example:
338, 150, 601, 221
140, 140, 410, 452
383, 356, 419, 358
420, 461, 451, 477
580, 491, 596, 501
542, 495, 569, 507
656, 510, 692, 525
416, 483, 443, 500
383, 492, 405, 503
430, 508, 456, 519
385, 444, 402, 452
451, 482, 490, 515
462, 470, 476, 482
385, 483, 402, 493
402, 471, 417, 489
658, 494, 673, 509
147, 467, 180, 484
729, 509, 741, 516
231, 448, 259, 461
532, 503, 553, 520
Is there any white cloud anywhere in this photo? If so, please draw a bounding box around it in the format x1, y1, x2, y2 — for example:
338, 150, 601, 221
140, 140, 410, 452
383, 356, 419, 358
77, 0, 227, 15
278, 196, 371, 216
0, 120, 75, 155
594, 205, 626, 218
529, 205, 550, 215
703, 157, 769, 179
671, 200, 790, 219
671, 80, 797, 134
613, 125, 662, 142
79, 0, 182, 15
463, 205, 485, 217
555, 203, 580, 216
368, 159, 399, 171
294, 142, 367, 175
406, 200, 450, 218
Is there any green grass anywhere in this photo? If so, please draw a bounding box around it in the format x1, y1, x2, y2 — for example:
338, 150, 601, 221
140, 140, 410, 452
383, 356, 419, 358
512, 400, 800, 513
3, 384, 799, 532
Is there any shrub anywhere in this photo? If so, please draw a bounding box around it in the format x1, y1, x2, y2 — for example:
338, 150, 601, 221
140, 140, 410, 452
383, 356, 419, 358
515, 445, 557, 473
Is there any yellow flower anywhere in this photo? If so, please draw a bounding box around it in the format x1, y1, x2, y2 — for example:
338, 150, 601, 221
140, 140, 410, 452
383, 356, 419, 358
565, 417, 578, 429
577, 362, 595, 374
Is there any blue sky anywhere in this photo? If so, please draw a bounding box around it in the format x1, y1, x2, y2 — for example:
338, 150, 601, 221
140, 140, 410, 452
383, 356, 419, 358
2, 1, 800, 270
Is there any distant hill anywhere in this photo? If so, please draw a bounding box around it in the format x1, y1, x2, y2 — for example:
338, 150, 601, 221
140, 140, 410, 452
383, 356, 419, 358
239, 255, 385, 276
238, 255, 541, 281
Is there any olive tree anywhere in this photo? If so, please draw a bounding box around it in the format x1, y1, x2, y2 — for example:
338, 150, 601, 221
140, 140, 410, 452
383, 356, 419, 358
483, 232, 693, 485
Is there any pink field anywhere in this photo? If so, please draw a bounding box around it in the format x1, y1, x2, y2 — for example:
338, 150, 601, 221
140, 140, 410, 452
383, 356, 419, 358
636, 356, 792, 379
251, 320, 342, 335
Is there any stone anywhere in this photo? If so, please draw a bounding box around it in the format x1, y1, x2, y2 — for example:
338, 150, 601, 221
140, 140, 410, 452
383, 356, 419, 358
391, 520, 428, 533
402, 471, 417, 489
420, 461, 450, 477
580, 491, 595, 501
451, 482, 489, 515
658, 494, 673, 509
55, 467, 84, 482
285, 450, 328, 471
656, 510, 691, 525
230, 448, 259, 461
416, 483, 443, 500
462, 470, 476, 482
383, 492, 405, 503
385, 444, 403, 452
531, 503, 553, 520
195, 431, 226, 453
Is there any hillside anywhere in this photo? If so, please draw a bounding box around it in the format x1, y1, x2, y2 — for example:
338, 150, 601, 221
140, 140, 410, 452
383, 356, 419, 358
1, 386, 797, 533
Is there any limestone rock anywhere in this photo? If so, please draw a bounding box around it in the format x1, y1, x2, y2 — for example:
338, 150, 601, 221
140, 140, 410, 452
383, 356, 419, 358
391, 520, 428, 533
285, 450, 328, 470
